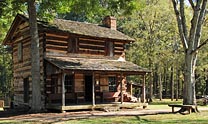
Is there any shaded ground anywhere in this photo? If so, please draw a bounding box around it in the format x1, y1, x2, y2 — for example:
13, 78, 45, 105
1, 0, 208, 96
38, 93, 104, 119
0, 106, 207, 124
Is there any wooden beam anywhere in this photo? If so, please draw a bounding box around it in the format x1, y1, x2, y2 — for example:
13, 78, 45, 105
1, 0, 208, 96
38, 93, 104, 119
130, 82, 133, 96
120, 73, 123, 104
141, 75, 146, 103
92, 72, 95, 106
62, 73, 66, 106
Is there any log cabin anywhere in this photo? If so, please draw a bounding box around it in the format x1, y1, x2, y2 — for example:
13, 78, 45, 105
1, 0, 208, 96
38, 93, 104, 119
3, 14, 150, 111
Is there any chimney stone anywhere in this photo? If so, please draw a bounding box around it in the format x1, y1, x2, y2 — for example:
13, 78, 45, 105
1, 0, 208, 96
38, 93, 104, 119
102, 16, 116, 30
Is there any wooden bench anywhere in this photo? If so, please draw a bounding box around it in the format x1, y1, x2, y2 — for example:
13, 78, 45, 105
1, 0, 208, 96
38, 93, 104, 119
168, 104, 197, 114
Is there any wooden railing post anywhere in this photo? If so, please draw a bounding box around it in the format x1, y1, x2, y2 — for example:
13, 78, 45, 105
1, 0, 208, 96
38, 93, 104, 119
62, 73, 66, 107
92, 72, 95, 106
120, 73, 123, 104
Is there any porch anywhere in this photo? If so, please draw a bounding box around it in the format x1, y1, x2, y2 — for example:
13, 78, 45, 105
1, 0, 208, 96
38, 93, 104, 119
46, 102, 148, 111
45, 55, 150, 112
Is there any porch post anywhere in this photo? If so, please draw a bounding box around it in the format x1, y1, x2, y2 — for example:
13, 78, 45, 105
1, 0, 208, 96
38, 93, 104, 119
141, 74, 146, 103
130, 82, 133, 96
92, 72, 95, 106
120, 73, 123, 104
62, 73, 66, 106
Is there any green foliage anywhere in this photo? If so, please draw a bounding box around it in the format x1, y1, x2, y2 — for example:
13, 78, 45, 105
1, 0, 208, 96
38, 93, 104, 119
37, 0, 141, 23
0, 46, 12, 98
120, 1, 185, 95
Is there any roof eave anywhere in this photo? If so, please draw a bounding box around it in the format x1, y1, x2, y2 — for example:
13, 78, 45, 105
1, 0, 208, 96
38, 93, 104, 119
2, 14, 28, 46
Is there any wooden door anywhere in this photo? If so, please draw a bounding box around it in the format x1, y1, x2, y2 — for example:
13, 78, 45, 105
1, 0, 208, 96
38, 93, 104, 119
85, 75, 92, 102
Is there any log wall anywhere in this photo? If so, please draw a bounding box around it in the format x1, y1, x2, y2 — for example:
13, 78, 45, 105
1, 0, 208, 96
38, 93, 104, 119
12, 21, 45, 107
44, 32, 125, 57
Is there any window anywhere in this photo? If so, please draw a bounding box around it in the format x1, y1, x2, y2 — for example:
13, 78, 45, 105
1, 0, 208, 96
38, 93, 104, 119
17, 42, 23, 62
68, 38, 77, 53
65, 75, 74, 93
106, 42, 114, 56
108, 77, 116, 92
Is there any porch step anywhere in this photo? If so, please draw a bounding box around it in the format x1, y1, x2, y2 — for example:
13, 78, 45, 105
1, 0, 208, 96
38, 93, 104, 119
102, 106, 120, 112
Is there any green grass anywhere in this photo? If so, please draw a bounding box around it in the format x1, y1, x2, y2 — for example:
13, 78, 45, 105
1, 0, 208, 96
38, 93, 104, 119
66, 111, 208, 124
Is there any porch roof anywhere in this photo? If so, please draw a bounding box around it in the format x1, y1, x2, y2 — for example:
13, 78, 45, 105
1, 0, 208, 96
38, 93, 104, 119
45, 56, 150, 75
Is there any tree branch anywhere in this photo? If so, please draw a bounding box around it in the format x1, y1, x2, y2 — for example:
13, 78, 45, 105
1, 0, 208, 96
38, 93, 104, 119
194, 0, 207, 50
180, 0, 188, 40
172, 0, 188, 50
192, 39, 208, 53
188, 0, 195, 10
188, 0, 202, 49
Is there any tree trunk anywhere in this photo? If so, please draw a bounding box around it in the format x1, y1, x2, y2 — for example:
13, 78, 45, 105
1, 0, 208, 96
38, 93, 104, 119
153, 64, 158, 95
183, 52, 196, 105
171, 67, 174, 101
28, 0, 42, 112
205, 74, 208, 95
159, 73, 162, 101
176, 69, 179, 101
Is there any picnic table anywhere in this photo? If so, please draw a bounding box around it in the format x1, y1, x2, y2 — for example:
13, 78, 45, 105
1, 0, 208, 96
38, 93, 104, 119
168, 104, 197, 114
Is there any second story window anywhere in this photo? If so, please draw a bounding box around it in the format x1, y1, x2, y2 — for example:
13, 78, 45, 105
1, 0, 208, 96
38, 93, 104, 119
68, 38, 77, 53
17, 42, 23, 62
106, 42, 114, 57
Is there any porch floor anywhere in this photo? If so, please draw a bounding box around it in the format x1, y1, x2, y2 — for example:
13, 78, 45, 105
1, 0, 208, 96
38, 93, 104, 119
46, 102, 148, 111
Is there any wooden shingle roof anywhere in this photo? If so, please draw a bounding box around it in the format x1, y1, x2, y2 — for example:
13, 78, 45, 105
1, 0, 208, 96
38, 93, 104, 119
45, 56, 150, 75
44, 19, 135, 42
3, 14, 134, 45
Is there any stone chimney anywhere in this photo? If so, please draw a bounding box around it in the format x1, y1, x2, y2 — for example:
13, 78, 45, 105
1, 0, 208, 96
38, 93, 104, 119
102, 16, 116, 30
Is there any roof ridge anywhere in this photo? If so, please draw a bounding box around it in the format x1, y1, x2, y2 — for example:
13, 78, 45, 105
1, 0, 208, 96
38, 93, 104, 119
55, 18, 99, 26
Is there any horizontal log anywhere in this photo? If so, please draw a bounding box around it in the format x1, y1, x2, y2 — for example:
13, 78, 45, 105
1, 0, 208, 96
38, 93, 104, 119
114, 46, 124, 50
79, 38, 105, 43
79, 39, 105, 46
46, 33, 68, 39
46, 40, 68, 46
78, 49, 105, 53
46, 35, 68, 41
46, 45, 67, 52
19, 22, 29, 30
46, 48, 67, 54
79, 44, 105, 51
114, 42, 125, 45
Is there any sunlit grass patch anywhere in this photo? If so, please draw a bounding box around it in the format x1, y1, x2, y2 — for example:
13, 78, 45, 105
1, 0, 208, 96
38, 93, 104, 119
67, 111, 208, 124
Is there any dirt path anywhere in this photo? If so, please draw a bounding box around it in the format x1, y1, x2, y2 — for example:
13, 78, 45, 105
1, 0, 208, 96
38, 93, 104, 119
0, 107, 207, 124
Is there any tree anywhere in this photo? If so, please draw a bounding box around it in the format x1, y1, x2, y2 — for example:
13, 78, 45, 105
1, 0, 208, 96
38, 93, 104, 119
37, 0, 140, 23
27, 0, 41, 112
171, 0, 208, 105
124, 0, 180, 102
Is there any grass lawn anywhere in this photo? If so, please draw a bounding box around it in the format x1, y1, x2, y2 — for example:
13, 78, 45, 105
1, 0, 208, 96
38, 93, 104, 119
67, 111, 208, 124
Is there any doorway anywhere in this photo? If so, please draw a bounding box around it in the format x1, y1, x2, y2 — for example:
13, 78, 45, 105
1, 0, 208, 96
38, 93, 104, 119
85, 75, 92, 102
23, 77, 29, 103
